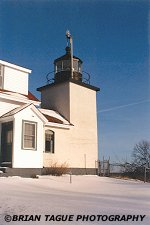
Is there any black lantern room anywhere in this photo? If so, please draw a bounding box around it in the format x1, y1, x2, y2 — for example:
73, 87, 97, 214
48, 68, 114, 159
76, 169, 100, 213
54, 31, 83, 83
37, 31, 99, 95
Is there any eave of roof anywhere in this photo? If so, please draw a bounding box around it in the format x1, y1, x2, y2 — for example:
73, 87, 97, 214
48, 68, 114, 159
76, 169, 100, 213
0, 89, 40, 102
43, 114, 63, 124
0, 59, 31, 73
54, 54, 82, 63
37, 79, 100, 92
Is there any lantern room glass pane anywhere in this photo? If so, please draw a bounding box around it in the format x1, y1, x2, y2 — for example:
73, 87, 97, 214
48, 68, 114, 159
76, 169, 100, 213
63, 60, 71, 71
56, 61, 62, 73
55, 59, 82, 73
78, 61, 82, 73
73, 60, 78, 72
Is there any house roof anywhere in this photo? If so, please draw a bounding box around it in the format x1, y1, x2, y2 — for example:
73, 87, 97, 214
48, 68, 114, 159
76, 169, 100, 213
0, 104, 31, 118
43, 114, 63, 124
0, 103, 48, 126
54, 53, 82, 63
39, 108, 71, 125
0, 89, 40, 103
0, 104, 72, 128
26, 91, 39, 102
54, 47, 83, 64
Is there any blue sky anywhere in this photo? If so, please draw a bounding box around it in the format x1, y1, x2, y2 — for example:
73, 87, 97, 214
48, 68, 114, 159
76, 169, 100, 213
0, 0, 149, 162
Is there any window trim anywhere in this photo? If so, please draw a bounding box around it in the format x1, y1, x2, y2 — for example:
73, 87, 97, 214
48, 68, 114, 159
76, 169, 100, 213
45, 130, 55, 153
22, 120, 37, 150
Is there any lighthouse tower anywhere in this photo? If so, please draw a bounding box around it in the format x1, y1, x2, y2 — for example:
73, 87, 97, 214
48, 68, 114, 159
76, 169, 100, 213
37, 31, 100, 174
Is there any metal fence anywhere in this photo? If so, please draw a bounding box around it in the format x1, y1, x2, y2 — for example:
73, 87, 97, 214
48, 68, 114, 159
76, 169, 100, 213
96, 159, 150, 182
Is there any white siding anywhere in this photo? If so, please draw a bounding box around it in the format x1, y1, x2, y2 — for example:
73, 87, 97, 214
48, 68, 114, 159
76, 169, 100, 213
41, 82, 70, 121
69, 83, 98, 168
3, 66, 29, 95
43, 127, 70, 167
42, 82, 98, 169
12, 106, 44, 168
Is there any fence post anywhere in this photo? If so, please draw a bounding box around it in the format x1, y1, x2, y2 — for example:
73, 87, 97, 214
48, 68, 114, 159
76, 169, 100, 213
69, 171, 72, 184
144, 166, 146, 183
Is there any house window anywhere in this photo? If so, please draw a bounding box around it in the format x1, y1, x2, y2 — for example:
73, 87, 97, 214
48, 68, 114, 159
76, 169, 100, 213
22, 121, 37, 150
7, 130, 13, 144
0, 65, 4, 89
45, 130, 54, 153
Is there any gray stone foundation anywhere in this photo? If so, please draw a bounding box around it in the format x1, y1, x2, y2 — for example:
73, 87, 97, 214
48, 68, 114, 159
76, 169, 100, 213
0, 167, 98, 177
69, 168, 98, 175
0, 168, 42, 177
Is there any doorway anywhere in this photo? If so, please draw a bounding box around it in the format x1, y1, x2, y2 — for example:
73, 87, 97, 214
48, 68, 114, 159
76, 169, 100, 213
1, 122, 13, 166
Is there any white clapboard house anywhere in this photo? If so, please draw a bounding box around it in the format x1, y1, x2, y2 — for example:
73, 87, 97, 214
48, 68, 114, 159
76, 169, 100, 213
0, 33, 100, 176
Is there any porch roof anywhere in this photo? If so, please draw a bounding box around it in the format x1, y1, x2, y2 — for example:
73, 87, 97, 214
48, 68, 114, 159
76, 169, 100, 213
0, 104, 34, 119
0, 104, 72, 129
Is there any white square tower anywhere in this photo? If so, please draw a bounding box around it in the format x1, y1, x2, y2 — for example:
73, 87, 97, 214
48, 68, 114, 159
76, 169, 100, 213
37, 32, 100, 174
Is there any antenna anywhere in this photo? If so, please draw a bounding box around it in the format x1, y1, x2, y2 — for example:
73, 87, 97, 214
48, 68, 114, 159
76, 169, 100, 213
66, 30, 71, 46
66, 30, 73, 78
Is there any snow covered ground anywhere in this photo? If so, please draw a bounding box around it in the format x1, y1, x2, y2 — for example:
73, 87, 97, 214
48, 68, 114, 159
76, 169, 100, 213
0, 175, 149, 225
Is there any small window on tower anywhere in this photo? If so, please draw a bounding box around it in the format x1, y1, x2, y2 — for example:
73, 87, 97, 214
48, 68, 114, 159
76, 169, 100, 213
45, 130, 54, 153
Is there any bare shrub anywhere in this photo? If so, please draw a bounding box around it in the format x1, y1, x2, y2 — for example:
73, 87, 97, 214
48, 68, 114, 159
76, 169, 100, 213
120, 140, 150, 182
42, 162, 69, 176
